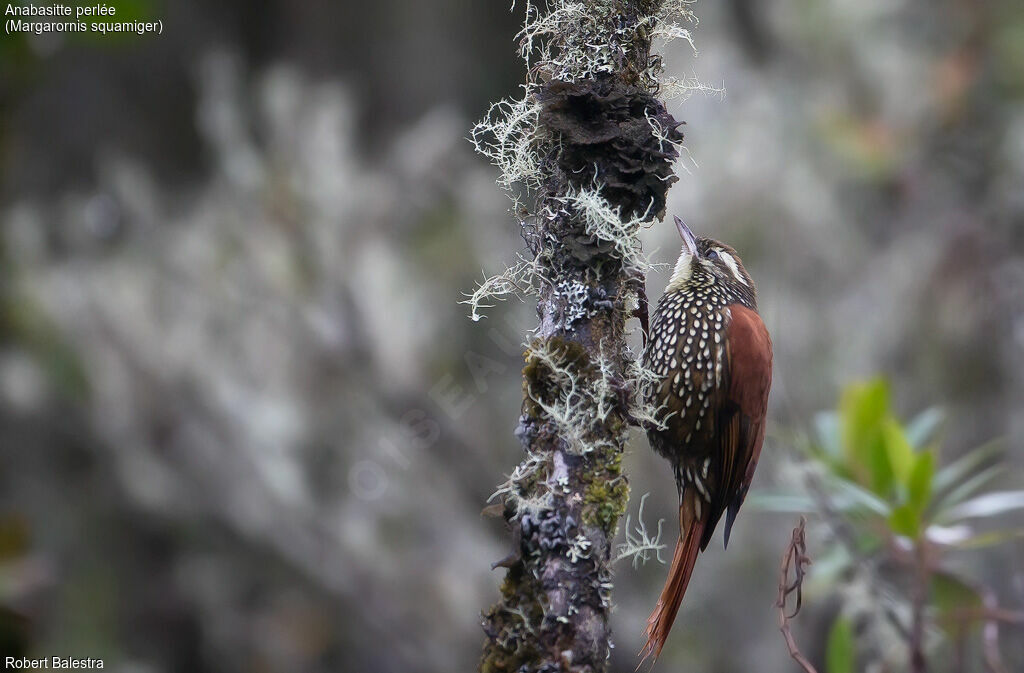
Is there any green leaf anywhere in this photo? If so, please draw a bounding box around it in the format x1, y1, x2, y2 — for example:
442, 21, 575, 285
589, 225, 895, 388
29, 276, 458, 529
932, 571, 981, 609
829, 475, 893, 517
933, 440, 1003, 493
945, 491, 1024, 521
869, 441, 896, 496
840, 380, 890, 454
840, 379, 892, 494
888, 449, 933, 538
924, 523, 973, 546
931, 571, 983, 636
905, 406, 944, 448
883, 419, 915, 488
889, 503, 921, 538
948, 528, 1024, 550
907, 450, 935, 515
934, 465, 1005, 521
826, 616, 855, 673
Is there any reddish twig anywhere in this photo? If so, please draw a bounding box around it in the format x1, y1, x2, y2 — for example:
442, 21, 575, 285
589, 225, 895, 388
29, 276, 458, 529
776, 516, 818, 673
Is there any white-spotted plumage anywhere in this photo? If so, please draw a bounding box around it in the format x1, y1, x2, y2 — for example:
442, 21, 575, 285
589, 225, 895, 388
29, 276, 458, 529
644, 242, 753, 511
645, 281, 729, 506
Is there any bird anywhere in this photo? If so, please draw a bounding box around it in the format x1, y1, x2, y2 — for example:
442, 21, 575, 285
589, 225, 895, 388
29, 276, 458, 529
638, 216, 773, 665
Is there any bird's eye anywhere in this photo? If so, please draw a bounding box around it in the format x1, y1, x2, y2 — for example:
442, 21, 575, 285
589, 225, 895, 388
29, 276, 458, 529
707, 250, 720, 261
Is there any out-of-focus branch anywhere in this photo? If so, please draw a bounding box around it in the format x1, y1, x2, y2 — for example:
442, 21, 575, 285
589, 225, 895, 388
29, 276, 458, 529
956, 582, 1024, 673
909, 541, 930, 673
776, 517, 818, 673
980, 585, 1011, 673
941, 579, 1024, 673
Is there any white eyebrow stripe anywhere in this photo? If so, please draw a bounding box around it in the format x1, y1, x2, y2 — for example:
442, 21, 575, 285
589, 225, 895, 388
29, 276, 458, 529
718, 251, 747, 285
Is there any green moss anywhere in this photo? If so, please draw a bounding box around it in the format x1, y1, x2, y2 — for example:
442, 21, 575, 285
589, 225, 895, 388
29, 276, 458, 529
581, 449, 630, 532
521, 347, 546, 420
481, 573, 544, 673
499, 573, 518, 601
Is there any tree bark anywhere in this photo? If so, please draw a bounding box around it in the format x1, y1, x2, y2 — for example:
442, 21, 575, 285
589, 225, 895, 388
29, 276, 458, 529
478, 2, 683, 671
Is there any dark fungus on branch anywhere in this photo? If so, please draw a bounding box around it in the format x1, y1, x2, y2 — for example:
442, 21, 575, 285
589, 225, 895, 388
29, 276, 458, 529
536, 76, 683, 221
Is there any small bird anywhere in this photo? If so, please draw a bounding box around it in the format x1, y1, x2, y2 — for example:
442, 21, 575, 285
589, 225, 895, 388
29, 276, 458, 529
639, 217, 773, 665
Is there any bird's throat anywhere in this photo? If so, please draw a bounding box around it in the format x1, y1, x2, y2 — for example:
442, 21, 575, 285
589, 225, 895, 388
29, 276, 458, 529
666, 251, 693, 292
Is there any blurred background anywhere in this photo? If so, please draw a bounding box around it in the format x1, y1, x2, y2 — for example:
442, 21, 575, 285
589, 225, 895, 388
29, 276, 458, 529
1, 0, 1023, 671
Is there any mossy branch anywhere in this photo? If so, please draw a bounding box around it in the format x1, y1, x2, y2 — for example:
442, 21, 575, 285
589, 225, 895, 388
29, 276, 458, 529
474, 2, 689, 671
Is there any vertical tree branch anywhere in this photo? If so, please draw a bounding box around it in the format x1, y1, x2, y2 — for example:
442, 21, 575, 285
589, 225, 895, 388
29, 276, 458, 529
474, 2, 689, 671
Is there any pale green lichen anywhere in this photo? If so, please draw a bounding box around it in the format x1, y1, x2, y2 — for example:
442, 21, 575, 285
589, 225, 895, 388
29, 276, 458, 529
660, 74, 726, 101
521, 337, 629, 456
488, 450, 551, 519
461, 256, 540, 322
614, 492, 668, 568
550, 186, 654, 272
471, 95, 546, 193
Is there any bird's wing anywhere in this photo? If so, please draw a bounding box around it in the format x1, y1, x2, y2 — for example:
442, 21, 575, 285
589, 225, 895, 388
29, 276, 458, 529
708, 304, 773, 549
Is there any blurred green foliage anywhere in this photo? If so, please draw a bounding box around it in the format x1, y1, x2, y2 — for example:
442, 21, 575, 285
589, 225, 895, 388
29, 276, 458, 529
754, 378, 1024, 671
758, 378, 1023, 546
825, 616, 854, 673
0, 292, 90, 401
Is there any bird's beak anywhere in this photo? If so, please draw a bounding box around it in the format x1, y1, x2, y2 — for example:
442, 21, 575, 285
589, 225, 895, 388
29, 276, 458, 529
674, 216, 698, 257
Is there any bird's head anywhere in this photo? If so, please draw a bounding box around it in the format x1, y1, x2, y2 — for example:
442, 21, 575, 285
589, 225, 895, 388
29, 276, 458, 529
666, 216, 757, 308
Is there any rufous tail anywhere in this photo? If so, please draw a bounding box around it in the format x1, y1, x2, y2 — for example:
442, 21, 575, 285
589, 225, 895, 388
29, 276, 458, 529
637, 499, 706, 668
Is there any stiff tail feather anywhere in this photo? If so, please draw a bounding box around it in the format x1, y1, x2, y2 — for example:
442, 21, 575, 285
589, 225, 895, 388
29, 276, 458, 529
637, 500, 706, 668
